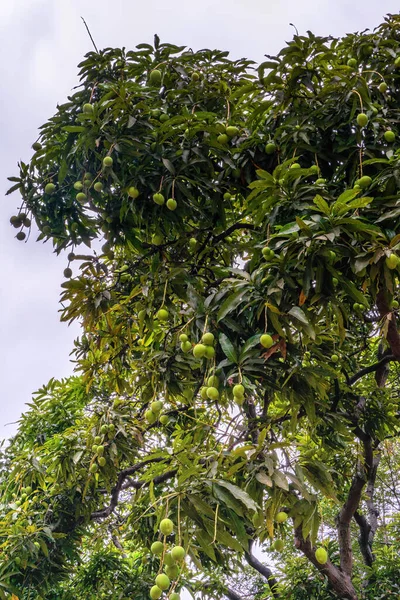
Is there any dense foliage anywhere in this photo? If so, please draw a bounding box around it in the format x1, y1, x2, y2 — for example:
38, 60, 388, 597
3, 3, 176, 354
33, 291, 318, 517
3, 14, 400, 600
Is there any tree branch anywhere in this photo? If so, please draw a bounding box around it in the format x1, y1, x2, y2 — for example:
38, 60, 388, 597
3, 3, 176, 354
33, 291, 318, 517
348, 354, 395, 386
224, 587, 246, 600
294, 527, 357, 600
336, 436, 374, 576
213, 222, 259, 244
245, 545, 279, 599
353, 511, 373, 567
91, 458, 175, 520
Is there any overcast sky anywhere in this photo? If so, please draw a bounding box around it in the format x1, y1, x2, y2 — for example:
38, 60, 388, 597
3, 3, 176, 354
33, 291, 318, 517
1, 2, 399, 434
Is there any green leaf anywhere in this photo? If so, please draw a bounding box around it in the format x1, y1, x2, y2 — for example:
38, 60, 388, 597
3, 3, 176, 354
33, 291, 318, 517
313, 194, 330, 215
217, 289, 246, 322
218, 333, 238, 364
213, 480, 258, 512
288, 306, 311, 326
162, 157, 175, 175
272, 471, 289, 491
61, 126, 86, 133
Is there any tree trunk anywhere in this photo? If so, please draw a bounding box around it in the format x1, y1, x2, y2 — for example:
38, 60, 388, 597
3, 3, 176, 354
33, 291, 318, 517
295, 528, 359, 600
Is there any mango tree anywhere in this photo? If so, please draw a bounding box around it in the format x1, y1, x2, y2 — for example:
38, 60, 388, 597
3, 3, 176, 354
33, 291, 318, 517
4, 15, 400, 600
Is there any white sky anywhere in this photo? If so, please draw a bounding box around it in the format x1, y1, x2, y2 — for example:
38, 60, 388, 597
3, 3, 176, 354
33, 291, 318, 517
1, 1, 398, 594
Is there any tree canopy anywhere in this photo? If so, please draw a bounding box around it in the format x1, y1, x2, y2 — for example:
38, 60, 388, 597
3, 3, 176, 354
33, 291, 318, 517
3, 14, 400, 600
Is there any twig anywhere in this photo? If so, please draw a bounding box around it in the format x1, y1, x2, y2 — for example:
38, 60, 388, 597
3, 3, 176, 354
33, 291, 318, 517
81, 17, 99, 53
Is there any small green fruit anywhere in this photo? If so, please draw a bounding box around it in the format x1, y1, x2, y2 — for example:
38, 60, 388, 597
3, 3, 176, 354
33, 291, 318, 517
32, 142, 42, 151
290, 162, 301, 169
165, 564, 179, 579
260, 334, 274, 348
151, 541, 164, 555
145, 410, 157, 424
76, 192, 87, 203
202, 332, 214, 345
151, 400, 163, 413
98, 456, 106, 467
204, 345, 215, 359
153, 193, 165, 205
170, 593, 180, 600
179, 333, 188, 342
94, 181, 103, 192
273, 539, 284, 552
156, 308, 169, 321
155, 574, 170, 591
347, 58, 357, 67
89, 463, 98, 474
207, 375, 219, 388
193, 344, 206, 358
103, 156, 113, 168
234, 394, 245, 406
45, 183, 55, 194
206, 386, 219, 400
166, 198, 177, 210
149, 69, 162, 86
127, 186, 139, 198
217, 134, 229, 144
386, 253, 399, 269
223, 192, 232, 201
83, 103, 93, 114
379, 82, 388, 93
394, 57, 400, 69
276, 511, 288, 523
315, 178, 326, 185
315, 547, 328, 564
265, 142, 276, 154
384, 130, 395, 143
355, 176, 372, 189
233, 384, 245, 396
73, 181, 83, 191
357, 113, 368, 127
152, 233, 164, 245
63, 268, 72, 279
163, 552, 176, 566
391, 299, 399, 309
226, 126, 239, 137
171, 545, 185, 561
160, 415, 170, 425
159, 518, 174, 536
150, 585, 163, 600
10, 216, 22, 228
181, 341, 192, 353
200, 387, 209, 400
189, 238, 197, 250
191, 71, 200, 82
100, 424, 108, 434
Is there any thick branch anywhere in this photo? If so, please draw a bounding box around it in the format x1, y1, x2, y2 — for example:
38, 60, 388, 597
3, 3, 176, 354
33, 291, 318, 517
353, 511, 373, 567
224, 587, 246, 600
337, 436, 374, 576
91, 458, 175, 519
245, 548, 279, 599
294, 527, 358, 600
376, 290, 400, 358
348, 354, 395, 386
213, 222, 259, 244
